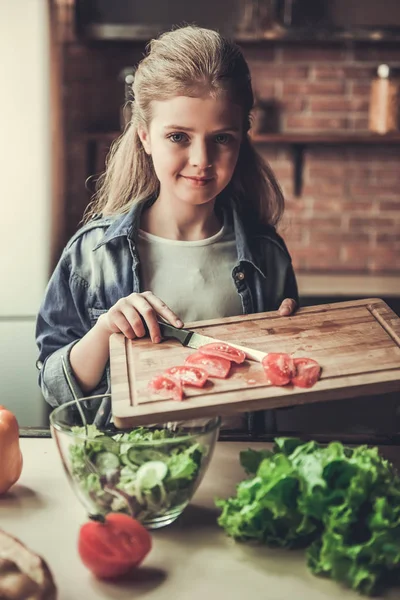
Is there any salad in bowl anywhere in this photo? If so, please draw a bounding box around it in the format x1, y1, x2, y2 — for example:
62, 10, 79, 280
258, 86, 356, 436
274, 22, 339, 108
50, 397, 220, 529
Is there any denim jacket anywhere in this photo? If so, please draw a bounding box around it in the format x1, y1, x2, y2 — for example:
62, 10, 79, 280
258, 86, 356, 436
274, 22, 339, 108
36, 198, 298, 425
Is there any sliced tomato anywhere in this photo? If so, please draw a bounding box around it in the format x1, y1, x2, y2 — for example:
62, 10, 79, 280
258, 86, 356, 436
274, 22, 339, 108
78, 513, 152, 579
199, 342, 246, 364
292, 358, 321, 388
148, 374, 183, 401
185, 352, 231, 379
164, 365, 208, 388
262, 353, 296, 386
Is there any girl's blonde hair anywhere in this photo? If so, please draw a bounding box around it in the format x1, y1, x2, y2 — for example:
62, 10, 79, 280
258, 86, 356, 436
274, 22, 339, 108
84, 26, 284, 226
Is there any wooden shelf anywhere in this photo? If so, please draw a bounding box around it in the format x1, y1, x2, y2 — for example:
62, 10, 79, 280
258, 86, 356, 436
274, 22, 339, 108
252, 132, 400, 145
252, 133, 400, 195
79, 23, 400, 45
84, 130, 400, 196
297, 274, 400, 298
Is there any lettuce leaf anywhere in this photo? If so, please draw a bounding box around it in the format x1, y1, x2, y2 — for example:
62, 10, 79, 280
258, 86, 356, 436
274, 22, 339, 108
216, 437, 400, 596
216, 447, 319, 547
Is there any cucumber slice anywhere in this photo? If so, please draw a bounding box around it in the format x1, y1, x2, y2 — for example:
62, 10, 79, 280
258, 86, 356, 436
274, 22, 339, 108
120, 442, 133, 455
136, 461, 168, 489
94, 451, 120, 475
120, 454, 139, 468
127, 447, 167, 466
96, 436, 120, 455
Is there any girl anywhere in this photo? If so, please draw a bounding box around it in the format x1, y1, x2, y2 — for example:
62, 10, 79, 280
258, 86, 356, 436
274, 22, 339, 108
36, 26, 298, 427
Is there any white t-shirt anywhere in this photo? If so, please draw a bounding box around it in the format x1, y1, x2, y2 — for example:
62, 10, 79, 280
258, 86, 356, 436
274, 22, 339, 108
138, 220, 243, 322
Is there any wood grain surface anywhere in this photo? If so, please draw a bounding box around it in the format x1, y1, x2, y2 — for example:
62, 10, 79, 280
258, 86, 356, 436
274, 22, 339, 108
110, 299, 400, 428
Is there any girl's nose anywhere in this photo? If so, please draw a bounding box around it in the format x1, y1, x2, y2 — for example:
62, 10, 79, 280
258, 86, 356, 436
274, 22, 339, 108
189, 141, 212, 169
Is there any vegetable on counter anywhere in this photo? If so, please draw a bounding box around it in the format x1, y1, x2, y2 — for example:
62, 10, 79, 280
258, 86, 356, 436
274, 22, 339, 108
0, 406, 23, 495
216, 437, 400, 596
78, 513, 152, 579
69, 425, 207, 523
0, 528, 57, 599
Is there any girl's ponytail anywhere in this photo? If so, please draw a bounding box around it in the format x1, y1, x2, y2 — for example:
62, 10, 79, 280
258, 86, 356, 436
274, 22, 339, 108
228, 135, 284, 227
84, 110, 159, 221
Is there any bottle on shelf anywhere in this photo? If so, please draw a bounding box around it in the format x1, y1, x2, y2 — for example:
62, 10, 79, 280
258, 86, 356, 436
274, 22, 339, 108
118, 68, 135, 129
368, 64, 399, 134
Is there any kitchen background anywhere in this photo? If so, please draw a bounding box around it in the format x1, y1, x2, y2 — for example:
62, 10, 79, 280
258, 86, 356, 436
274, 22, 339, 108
1, 0, 399, 440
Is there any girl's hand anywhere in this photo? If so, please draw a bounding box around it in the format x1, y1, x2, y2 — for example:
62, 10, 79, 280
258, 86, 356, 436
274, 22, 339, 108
278, 298, 297, 317
97, 291, 183, 343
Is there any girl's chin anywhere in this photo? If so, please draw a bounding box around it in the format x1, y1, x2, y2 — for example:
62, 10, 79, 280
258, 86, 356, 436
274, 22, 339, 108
179, 195, 216, 207
158, 181, 222, 204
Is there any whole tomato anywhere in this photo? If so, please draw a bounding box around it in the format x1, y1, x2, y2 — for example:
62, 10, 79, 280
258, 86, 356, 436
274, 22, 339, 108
78, 513, 152, 579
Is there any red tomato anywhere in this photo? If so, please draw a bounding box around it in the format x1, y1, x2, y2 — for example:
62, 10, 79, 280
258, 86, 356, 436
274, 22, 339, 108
292, 358, 321, 388
148, 374, 183, 401
164, 365, 208, 387
262, 353, 296, 386
78, 513, 152, 580
199, 342, 246, 364
185, 352, 231, 379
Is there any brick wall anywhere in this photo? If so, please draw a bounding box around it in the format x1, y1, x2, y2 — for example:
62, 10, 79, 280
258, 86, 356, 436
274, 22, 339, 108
243, 43, 400, 275
61, 36, 400, 275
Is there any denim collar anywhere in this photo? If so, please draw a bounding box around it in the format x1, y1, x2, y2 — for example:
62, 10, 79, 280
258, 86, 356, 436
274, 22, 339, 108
92, 199, 149, 250
93, 198, 266, 278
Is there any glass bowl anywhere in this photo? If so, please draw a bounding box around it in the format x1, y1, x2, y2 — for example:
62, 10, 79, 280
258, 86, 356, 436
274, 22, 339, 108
50, 397, 221, 529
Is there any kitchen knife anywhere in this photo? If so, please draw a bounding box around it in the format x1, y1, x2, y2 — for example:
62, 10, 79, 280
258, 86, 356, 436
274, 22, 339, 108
153, 320, 267, 363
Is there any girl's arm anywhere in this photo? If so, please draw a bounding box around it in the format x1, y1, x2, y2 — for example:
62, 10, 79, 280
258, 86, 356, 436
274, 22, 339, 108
68, 321, 110, 394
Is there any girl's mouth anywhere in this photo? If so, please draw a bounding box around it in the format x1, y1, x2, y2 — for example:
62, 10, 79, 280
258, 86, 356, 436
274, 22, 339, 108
181, 176, 213, 186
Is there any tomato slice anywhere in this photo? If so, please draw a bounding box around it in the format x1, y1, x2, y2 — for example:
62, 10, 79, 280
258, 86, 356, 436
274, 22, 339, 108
185, 352, 231, 379
199, 342, 246, 364
148, 374, 183, 401
262, 353, 296, 386
164, 365, 208, 388
78, 513, 152, 579
292, 358, 321, 388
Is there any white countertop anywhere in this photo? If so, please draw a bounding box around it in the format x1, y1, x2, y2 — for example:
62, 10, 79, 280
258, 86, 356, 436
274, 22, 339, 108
1, 439, 399, 600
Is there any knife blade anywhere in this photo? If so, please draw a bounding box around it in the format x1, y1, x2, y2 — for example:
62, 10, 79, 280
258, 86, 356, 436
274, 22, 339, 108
155, 320, 267, 363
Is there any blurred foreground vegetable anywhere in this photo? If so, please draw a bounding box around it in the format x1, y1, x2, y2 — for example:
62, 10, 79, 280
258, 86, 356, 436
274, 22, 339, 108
0, 406, 23, 495
216, 438, 400, 596
0, 528, 57, 599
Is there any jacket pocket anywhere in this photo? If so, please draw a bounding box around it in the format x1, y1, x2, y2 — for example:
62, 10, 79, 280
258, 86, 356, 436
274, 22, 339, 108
88, 307, 108, 326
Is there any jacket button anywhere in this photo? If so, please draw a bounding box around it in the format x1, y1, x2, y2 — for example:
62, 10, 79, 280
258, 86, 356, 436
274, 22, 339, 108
236, 271, 245, 281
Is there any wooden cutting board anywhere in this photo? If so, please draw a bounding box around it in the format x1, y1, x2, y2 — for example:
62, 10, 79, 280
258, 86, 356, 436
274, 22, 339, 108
109, 298, 400, 429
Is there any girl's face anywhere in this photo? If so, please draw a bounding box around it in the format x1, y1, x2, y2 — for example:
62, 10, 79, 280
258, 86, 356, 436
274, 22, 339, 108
138, 94, 243, 208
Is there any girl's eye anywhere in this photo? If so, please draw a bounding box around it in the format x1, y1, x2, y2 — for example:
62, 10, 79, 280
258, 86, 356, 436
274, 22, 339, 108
167, 133, 188, 143
214, 134, 231, 145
